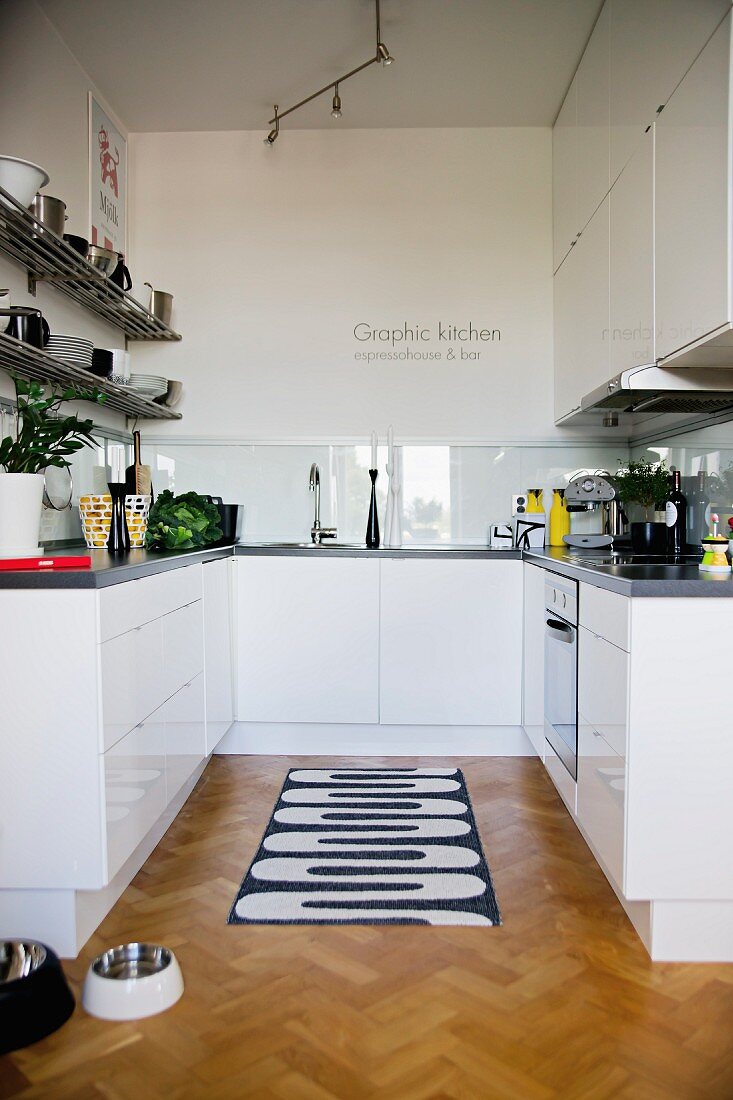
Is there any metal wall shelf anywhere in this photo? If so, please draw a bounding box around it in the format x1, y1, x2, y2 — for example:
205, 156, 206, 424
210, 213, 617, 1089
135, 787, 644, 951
0, 332, 181, 421
0, 185, 181, 341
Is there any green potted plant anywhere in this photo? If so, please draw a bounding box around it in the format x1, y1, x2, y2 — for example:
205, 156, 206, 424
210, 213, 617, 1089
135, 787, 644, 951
0, 376, 101, 556
615, 458, 670, 553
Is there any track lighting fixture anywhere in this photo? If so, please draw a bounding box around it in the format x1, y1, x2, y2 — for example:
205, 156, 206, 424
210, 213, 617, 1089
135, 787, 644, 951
331, 85, 342, 119
265, 0, 394, 142
376, 42, 394, 65
264, 105, 280, 145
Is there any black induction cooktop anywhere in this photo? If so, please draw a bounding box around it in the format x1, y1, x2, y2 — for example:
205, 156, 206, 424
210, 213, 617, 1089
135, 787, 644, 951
575, 553, 702, 566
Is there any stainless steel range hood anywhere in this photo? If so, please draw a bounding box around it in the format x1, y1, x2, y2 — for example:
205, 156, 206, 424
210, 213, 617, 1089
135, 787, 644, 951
580, 364, 733, 416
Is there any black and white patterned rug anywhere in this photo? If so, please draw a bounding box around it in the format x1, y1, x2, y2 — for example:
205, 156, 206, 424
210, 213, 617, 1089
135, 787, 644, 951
228, 768, 501, 926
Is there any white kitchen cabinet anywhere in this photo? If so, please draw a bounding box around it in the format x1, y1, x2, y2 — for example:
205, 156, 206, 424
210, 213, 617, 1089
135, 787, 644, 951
100, 617, 164, 751
0, 563, 211, 956
164, 673, 206, 804
161, 598, 204, 701
553, 75, 578, 273
235, 556, 380, 724
610, 0, 729, 183
554, 196, 610, 422
655, 12, 731, 362
522, 562, 545, 757
379, 559, 522, 726
609, 127, 654, 373
577, 623, 628, 889
576, 1, 611, 235
203, 558, 234, 751
104, 713, 167, 880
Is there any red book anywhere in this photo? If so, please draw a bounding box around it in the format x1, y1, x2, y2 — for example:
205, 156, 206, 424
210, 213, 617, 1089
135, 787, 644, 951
0, 555, 92, 571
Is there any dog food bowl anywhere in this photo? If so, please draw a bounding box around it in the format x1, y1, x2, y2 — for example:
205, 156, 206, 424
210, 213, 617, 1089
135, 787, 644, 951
82, 943, 184, 1021
0, 940, 75, 1054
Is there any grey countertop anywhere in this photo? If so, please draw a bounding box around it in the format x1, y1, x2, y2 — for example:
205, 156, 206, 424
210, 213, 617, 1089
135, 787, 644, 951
0, 543, 520, 589
0, 544, 237, 589
0, 540, 731, 596
524, 547, 733, 597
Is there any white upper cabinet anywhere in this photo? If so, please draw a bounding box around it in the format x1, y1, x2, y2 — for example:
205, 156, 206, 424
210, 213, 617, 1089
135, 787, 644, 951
610, 0, 730, 182
655, 12, 732, 362
555, 196, 610, 421
576, 2, 611, 235
609, 127, 654, 373
553, 75, 578, 273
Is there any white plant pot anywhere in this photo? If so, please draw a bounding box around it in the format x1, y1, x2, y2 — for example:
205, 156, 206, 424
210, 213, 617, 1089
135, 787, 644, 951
0, 472, 45, 556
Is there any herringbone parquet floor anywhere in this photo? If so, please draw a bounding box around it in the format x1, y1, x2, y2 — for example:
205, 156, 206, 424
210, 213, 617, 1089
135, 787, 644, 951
2, 756, 733, 1100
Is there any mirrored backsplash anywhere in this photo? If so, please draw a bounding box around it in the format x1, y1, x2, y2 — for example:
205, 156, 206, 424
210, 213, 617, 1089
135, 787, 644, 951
137, 441, 630, 545
40, 420, 733, 548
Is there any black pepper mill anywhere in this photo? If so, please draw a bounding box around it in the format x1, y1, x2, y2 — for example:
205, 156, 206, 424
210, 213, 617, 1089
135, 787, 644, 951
107, 482, 130, 554
107, 446, 130, 554
366, 469, 380, 548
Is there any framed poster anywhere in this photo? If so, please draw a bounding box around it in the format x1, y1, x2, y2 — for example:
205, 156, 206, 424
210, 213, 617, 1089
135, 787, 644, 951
88, 93, 126, 253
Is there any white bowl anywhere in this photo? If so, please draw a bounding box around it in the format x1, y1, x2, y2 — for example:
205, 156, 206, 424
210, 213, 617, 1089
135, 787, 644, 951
0, 155, 50, 209
82, 943, 184, 1021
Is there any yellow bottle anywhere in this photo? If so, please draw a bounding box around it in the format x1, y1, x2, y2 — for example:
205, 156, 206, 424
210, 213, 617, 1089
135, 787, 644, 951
549, 489, 570, 546
526, 489, 544, 514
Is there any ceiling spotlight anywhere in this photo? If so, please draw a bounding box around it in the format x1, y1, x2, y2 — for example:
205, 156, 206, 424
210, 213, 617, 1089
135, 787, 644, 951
331, 85, 342, 119
264, 105, 280, 145
377, 42, 394, 65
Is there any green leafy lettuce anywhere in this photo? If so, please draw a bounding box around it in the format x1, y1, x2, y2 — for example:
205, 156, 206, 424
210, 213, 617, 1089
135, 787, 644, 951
145, 490, 223, 551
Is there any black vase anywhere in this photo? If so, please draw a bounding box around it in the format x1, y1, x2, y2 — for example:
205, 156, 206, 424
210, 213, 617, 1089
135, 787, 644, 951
630, 521, 667, 554
366, 469, 380, 548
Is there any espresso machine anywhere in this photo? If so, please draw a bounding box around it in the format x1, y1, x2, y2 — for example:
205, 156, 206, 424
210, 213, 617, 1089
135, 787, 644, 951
562, 472, 628, 549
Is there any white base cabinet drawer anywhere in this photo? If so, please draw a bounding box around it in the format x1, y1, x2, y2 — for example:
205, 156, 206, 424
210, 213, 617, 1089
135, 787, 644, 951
579, 583, 630, 652
577, 719, 626, 890
100, 565, 202, 641
162, 600, 204, 700
101, 619, 164, 751
578, 626, 629, 758
164, 674, 206, 804
104, 715, 167, 879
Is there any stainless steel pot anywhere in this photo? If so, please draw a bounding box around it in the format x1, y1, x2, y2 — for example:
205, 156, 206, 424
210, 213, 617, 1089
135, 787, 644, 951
144, 282, 173, 326
87, 245, 118, 277
28, 193, 67, 237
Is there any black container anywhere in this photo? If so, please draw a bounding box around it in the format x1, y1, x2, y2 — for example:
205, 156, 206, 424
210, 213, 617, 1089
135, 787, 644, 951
217, 503, 243, 544
205, 496, 242, 545
63, 233, 89, 256
630, 521, 667, 554
1, 308, 50, 349
90, 348, 114, 378
0, 941, 75, 1055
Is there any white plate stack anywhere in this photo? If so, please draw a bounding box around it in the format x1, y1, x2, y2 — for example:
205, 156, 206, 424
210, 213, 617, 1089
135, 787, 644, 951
46, 334, 93, 369
125, 373, 168, 399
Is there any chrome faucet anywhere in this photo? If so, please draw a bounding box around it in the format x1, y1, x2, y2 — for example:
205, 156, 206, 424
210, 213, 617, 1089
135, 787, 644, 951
309, 463, 337, 544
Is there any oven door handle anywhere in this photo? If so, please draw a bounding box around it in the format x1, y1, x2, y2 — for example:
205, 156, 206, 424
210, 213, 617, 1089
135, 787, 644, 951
545, 618, 574, 643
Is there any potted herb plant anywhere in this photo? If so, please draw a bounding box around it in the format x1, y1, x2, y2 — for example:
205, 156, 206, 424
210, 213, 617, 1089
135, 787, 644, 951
615, 458, 671, 553
0, 376, 101, 555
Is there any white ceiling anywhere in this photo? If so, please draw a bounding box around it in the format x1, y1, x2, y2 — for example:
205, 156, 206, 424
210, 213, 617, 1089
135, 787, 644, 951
38, 0, 603, 133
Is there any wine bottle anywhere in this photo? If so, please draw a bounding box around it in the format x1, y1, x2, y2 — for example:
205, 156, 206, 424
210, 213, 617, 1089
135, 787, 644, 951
665, 469, 687, 555
696, 471, 709, 543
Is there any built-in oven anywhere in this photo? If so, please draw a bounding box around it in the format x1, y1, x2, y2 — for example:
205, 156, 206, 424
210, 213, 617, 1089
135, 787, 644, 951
544, 574, 578, 780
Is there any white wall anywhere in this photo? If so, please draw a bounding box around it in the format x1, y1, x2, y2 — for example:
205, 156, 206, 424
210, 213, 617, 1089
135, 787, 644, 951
0, 0, 129, 430
129, 126, 576, 442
